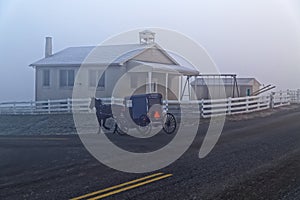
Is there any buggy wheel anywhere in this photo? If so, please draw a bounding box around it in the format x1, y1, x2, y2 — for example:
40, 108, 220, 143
103, 117, 117, 134
137, 114, 151, 135
163, 113, 177, 134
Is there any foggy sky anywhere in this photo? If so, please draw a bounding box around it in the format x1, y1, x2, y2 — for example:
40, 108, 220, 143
0, 0, 300, 102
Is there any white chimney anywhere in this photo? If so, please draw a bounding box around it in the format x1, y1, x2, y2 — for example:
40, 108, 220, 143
45, 37, 52, 58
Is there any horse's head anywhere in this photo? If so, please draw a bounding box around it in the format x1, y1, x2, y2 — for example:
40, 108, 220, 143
95, 98, 103, 107
89, 97, 103, 110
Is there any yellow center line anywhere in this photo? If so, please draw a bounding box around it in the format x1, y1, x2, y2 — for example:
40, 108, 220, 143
88, 174, 173, 200
70, 172, 164, 200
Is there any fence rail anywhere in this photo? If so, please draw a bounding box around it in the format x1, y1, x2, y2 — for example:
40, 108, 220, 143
0, 90, 299, 118
288, 89, 300, 104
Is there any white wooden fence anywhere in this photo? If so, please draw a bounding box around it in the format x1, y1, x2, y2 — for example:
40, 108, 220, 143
0, 90, 298, 118
0, 97, 125, 115
288, 89, 300, 104
165, 91, 290, 118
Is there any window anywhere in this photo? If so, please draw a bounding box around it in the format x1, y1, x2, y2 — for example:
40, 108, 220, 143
131, 75, 138, 88
98, 72, 105, 88
151, 82, 157, 92
59, 70, 74, 87
42, 69, 50, 86
147, 83, 156, 93
146, 78, 158, 93
89, 70, 105, 88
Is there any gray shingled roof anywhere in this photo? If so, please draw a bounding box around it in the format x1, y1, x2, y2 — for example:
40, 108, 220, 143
30, 44, 154, 67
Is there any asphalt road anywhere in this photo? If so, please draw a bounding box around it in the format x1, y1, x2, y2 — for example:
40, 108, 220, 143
0, 106, 300, 200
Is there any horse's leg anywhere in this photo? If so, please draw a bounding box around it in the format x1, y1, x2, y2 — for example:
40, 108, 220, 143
103, 117, 109, 130
96, 113, 102, 134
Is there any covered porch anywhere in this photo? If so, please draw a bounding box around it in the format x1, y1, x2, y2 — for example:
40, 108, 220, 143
126, 61, 199, 100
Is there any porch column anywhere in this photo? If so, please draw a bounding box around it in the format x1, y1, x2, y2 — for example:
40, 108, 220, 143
165, 73, 168, 100
194, 75, 197, 100
179, 75, 183, 101
148, 71, 152, 93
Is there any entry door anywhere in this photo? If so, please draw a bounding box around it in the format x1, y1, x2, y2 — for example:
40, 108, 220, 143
247, 88, 251, 96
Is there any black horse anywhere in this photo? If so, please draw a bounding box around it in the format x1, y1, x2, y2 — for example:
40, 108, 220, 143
89, 97, 123, 134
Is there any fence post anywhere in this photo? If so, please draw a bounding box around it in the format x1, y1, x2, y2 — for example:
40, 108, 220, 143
257, 96, 261, 109
30, 100, 34, 114
111, 96, 114, 104
13, 103, 16, 114
67, 98, 71, 113
284, 90, 287, 105
201, 99, 204, 118
48, 99, 51, 114
286, 90, 290, 105
228, 97, 232, 115
280, 90, 283, 105
293, 90, 297, 103
270, 93, 274, 109
246, 96, 249, 112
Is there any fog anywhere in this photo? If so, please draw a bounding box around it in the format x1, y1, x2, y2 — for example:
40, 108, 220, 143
0, 0, 300, 102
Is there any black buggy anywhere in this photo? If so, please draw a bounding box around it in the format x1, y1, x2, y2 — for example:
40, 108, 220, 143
115, 93, 177, 135
91, 93, 177, 135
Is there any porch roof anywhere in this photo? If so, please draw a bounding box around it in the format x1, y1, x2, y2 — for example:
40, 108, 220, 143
128, 61, 200, 76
